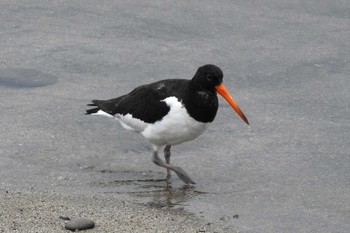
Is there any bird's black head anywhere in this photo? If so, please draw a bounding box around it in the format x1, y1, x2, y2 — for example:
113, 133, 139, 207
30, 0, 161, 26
189, 64, 250, 125
191, 64, 223, 91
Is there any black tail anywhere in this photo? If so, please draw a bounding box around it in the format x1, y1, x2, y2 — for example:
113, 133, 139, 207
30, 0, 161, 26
85, 107, 100, 115
86, 97, 122, 115
85, 100, 104, 115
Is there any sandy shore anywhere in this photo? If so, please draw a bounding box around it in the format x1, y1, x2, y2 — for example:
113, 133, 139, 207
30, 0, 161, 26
0, 189, 235, 233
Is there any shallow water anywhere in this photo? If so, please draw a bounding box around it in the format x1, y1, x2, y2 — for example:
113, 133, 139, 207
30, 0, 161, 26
0, 68, 57, 88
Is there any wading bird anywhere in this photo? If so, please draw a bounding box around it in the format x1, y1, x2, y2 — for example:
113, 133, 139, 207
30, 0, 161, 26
86, 64, 249, 185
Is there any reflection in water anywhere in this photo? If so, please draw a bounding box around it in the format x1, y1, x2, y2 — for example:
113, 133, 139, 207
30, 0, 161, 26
90, 169, 208, 210
88, 168, 239, 232
134, 185, 207, 209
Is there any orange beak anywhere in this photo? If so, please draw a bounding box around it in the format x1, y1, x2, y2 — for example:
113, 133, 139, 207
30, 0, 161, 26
215, 83, 249, 125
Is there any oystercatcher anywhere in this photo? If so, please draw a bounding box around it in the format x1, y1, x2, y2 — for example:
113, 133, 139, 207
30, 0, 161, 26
86, 64, 249, 185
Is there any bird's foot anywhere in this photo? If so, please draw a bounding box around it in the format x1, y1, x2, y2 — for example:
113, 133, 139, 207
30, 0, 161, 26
165, 171, 172, 187
152, 151, 195, 185
172, 166, 196, 185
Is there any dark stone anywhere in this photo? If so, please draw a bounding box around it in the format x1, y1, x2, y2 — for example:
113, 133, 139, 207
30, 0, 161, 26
146, 201, 166, 208
59, 215, 70, 221
65, 218, 95, 231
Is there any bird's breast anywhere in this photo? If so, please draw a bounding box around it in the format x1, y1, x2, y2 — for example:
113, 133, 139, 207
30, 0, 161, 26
141, 96, 209, 146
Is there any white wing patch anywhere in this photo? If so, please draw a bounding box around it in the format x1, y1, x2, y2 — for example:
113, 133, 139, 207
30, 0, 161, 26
91, 110, 114, 118
116, 113, 148, 132
91, 110, 147, 132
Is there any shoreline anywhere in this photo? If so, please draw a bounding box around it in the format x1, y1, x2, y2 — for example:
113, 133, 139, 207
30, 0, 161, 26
0, 189, 236, 233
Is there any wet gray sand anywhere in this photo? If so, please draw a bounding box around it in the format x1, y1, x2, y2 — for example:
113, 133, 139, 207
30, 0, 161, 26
0, 190, 233, 233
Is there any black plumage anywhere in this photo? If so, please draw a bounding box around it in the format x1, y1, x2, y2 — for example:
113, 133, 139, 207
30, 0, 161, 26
86, 64, 223, 123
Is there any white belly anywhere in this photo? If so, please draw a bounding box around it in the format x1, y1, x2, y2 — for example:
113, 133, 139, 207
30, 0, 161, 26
141, 97, 209, 146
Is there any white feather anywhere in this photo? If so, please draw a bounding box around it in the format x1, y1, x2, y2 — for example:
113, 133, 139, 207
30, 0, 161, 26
142, 96, 209, 146
116, 113, 147, 132
91, 110, 114, 118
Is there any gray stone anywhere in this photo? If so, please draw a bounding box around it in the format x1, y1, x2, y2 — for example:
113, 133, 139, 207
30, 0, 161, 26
59, 215, 70, 221
65, 218, 95, 231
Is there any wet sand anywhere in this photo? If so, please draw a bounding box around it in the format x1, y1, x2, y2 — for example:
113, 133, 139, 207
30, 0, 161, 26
0, 189, 234, 233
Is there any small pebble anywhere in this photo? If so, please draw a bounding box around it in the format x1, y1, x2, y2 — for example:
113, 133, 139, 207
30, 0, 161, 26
65, 218, 95, 231
59, 215, 70, 221
146, 201, 166, 208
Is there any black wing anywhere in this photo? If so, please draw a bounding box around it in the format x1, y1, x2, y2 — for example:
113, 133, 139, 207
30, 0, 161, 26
86, 79, 189, 124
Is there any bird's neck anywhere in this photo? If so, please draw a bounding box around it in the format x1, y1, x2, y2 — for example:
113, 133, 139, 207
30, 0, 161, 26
185, 85, 218, 123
